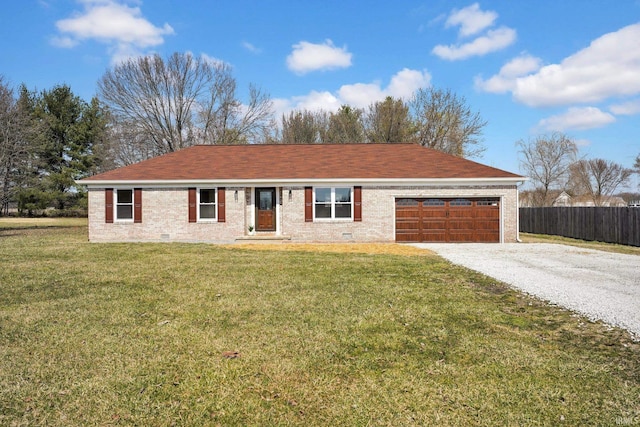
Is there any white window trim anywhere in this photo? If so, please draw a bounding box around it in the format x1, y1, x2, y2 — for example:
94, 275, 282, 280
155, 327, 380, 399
114, 188, 134, 222
197, 187, 217, 222
313, 187, 354, 221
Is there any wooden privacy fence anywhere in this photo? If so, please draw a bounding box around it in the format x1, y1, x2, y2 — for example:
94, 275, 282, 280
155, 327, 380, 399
519, 207, 640, 247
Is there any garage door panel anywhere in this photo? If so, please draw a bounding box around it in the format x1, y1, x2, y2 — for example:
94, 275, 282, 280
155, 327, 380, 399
476, 219, 499, 230
421, 232, 447, 242
475, 232, 500, 242
475, 209, 499, 219
396, 209, 419, 219
396, 197, 500, 243
448, 231, 477, 242
396, 222, 420, 233
421, 219, 446, 228
448, 210, 474, 219
396, 231, 421, 242
422, 209, 447, 219
449, 219, 475, 229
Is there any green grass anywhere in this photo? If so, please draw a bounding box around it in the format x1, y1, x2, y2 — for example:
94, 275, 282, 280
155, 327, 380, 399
521, 232, 640, 256
1, 221, 639, 426
0, 217, 87, 230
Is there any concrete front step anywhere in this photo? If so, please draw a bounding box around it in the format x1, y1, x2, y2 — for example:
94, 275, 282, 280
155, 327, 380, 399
235, 234, 292, 243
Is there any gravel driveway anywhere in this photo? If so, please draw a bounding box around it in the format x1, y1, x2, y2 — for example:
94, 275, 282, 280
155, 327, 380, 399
412, 243, 640, 337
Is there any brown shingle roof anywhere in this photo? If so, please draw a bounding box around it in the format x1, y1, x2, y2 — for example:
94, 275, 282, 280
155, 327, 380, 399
81, 143, 523, 182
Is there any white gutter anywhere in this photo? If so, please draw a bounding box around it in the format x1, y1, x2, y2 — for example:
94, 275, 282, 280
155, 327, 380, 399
77, 177, 527, 188
516, 180, 526, 243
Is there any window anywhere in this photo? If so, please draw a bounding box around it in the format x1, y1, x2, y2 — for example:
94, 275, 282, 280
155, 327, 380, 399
115, 189, 133, 220
198, 188, 217, 220
314, 187, 352, 220
397, 199, 419, 206
450, 198, 472, 206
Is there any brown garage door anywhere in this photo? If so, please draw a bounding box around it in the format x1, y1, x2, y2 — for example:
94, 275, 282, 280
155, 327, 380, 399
395, 198, 500, 243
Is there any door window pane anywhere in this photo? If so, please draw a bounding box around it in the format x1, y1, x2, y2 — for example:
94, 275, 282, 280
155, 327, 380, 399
259, 191, 273, 210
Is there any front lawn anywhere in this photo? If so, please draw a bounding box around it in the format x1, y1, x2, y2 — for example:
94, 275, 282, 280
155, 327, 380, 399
1, 221, 638, 426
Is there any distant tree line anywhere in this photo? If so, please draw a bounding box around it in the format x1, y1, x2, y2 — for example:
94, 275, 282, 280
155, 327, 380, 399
1, 51, 637, 215
0, 52, 487, 216
98, 52, 486, 165
517, 132, 637, 207
0, 77, 107, 216
266, 89, 486, 158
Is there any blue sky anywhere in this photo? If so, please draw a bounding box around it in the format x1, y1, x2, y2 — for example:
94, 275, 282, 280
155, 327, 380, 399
1, 0, 639, 187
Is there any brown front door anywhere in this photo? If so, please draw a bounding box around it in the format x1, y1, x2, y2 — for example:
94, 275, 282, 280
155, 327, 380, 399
256, 188, 276, 231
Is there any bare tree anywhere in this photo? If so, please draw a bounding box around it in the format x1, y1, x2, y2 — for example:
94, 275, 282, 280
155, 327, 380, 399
200, 81, 274, 145
102, 116, 156, 166
569, 159, 633, 206
516, 132, 578, 206
98, 52, 274, 163
364, 96, 414, 143
409, 87, 486, 157
634, 153, 640, 191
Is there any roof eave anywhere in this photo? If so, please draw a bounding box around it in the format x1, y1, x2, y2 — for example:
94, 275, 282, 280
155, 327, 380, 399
77, 176, 527, 188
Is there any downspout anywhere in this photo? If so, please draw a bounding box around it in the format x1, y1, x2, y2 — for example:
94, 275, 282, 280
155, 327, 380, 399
516, 181, 523, 242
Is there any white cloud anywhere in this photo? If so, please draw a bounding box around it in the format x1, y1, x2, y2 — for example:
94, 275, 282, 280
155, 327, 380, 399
512, 23, 640, 107
53, 0, 174, 62
387, 68, 432, 99
286, 39, 352, 74
433, 3, 515, 61
537, 107, 616, 131
286, 90, 342, 113
433, 27, 516, 60
273, 68, 431, 114
475, 54, 542, 93
242, 41, 261, 54
338, 83, 384, 108
445, 3, 497, 37
609, 99, 640, 115
338, 68, 431, 109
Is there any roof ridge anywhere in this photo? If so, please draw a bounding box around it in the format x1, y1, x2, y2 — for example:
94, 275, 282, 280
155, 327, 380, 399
189, 142, 418, 147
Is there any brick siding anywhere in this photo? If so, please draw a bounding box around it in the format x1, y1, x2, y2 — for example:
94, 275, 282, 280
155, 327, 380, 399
88, 185, 519, 243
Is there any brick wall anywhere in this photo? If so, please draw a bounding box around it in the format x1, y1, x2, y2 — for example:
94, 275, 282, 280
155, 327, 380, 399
280, 185, 519, 243
88, 187, 245, 243
88, 184, 519, 243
